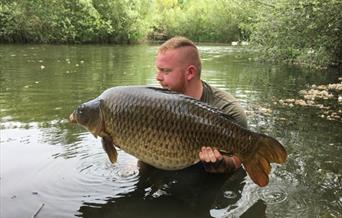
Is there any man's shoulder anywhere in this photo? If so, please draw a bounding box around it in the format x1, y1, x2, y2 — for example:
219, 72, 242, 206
202, 81, 236, 104
202, 81, 247, 128
211, 85, 236, 102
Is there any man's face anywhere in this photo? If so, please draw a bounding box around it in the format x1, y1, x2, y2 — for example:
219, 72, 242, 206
155, 48, 188, 93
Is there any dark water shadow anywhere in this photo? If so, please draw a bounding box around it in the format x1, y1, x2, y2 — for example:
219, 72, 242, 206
76, 162, 262, 218
240, 200, 267, 218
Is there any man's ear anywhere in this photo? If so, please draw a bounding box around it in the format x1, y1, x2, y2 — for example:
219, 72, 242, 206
186, 65, 197, 80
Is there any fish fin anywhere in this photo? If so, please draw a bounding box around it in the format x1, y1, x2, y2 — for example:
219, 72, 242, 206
102, 136, 118, 164
242, 136, 287, 187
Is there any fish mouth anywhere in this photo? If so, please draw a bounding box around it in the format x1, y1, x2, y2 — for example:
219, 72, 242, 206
69, 112, 77, 123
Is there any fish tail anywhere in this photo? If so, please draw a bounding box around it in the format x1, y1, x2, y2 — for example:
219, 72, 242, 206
242, 135, 287, 187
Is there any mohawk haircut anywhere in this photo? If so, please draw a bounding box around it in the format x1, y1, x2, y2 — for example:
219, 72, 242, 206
158, 36, 202, 74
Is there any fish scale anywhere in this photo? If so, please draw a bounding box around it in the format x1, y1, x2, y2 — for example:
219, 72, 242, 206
101, 86, 274, 167
70, 86, 287, 187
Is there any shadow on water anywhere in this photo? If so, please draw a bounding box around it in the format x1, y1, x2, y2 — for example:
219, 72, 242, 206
76, 162, 255, 218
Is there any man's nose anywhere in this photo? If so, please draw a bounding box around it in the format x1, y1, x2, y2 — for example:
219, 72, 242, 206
156, 72, 163, 81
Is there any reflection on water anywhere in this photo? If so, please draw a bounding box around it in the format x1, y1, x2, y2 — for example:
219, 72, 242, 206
1, 44, 341, 218
76, 163, 247, 218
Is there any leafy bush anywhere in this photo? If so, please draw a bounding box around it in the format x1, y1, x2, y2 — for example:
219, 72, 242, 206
150, 0, 244, 42
0, 0, 340, 67
0, 0, 153, 43
249, 0, 342, 66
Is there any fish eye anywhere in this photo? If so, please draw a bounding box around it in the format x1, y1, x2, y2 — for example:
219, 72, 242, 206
77, 104, 86, 115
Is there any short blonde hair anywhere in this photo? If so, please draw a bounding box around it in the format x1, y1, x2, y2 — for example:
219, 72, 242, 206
158, 36, 202, 74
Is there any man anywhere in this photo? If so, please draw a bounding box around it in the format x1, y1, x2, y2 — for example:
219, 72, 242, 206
155, 36, 247, 174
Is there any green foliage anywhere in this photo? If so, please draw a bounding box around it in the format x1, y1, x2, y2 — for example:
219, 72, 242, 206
0, 2, 26, 42
249, 0, 342, 66
150, 0, 244, 42
0, 0, 153, 43
92, 0, 153, 43
0, 0, 340, 66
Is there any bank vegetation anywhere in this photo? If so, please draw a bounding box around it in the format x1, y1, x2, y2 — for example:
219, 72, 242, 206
1, 0, 341, 67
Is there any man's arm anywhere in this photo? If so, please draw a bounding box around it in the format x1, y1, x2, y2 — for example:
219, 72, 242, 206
199, 84, 247, 174
199, 92, 246, 174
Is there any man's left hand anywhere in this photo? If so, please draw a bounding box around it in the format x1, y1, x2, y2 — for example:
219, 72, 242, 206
199, 146, 241, 173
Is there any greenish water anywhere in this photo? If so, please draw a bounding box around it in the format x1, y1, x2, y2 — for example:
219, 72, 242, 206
0, 44, 341, 218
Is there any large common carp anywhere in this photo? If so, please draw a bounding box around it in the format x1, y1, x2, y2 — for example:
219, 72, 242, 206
69, 86, 287, 187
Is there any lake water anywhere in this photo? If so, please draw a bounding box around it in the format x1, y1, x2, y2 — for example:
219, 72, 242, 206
0, 44, 341, 218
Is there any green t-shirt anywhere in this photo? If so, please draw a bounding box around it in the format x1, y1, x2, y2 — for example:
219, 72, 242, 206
200, 81, 247, 128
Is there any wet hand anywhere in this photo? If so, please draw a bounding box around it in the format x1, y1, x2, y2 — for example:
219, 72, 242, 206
199, 146, 225, 173
199, 146, 223, 163
199, 146, 241, 174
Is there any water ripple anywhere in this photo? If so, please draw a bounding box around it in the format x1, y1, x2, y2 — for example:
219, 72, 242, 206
223, 191, 238, 199
257, 186, 287, 205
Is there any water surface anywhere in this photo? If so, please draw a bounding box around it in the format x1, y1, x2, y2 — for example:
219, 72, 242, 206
0, 44, 341, 218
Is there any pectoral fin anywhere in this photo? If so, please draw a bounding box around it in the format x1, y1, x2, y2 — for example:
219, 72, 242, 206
102, 136, 117, 164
